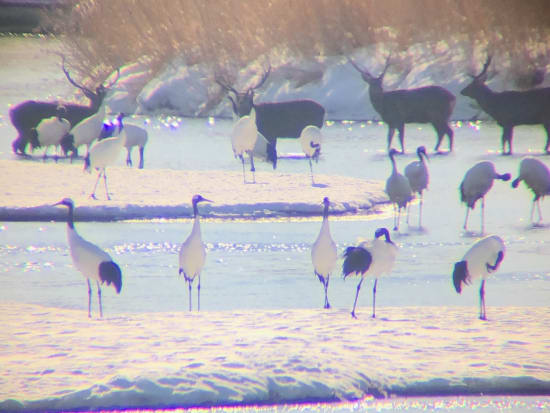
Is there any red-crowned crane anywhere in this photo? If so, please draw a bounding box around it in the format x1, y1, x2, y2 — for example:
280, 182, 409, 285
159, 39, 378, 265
404, 146, 429, 228
84, 113, 126, 200
453, 235, 505, 320
54, 198, 122, 318
179, 194, 212, 311
231, 108, 258, 183
300, 125, 322, 185
460, 161, 511, 234
35, 106, 74, 161
311, 197, 337, 309
342, 227, 398, 319
386, 148, 413, 231
69, 102, 106, 160
511, 157, 550, 225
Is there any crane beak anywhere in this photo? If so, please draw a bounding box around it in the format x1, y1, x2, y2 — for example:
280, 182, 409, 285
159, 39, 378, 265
201, 197, 213, 203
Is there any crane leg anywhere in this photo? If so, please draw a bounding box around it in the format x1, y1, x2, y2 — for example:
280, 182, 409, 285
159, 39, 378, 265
463, 207, 470, 231
481, 197, 485, 235
126, 148, 132, 167
536, 199, 543, 224
138, 146, 145, 169
187, 280, 192, 311
419, 193, 424, 228
103, 169, 111, 200
372, 278, 378, 318
249, 153, 256, 184
90, 170, 102, 200
351, 278, 364, 319
240, 155, 246, 184
309, 158, 315, 185
479, 280, 486, 320
324, 276, 331, 309
97, 281, 103, 318
197, 274, 201, 312
87, 279, 92, 318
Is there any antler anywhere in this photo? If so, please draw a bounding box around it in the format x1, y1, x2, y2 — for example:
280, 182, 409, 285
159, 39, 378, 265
477, 55, 492, 79
248, 65, 271, 92
215, 75, 239, 95
60, 55, 94, 95
103, 68, 120, 89
379, 54, 392, 79
347, 57, 374, 80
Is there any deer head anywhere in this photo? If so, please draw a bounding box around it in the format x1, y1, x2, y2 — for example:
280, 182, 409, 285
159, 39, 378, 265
348, 55, 391, 92
217, 66, 271, 117
461, 55, 492, 98
61, 56, 120, 110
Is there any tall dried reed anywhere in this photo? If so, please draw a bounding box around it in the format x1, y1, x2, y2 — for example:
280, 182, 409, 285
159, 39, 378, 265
46, 0, 550, 87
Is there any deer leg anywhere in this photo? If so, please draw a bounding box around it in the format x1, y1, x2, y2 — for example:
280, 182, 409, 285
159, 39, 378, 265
502, 126, 513, 155
544, 123, 550, 153
387, 126, 396, 151
397, 124, 405, 153
266, 139, 277, 169
446, 124, 454, 152
433, 123, 444, 152
464, 207, 470, 231
126, 147, 132, 167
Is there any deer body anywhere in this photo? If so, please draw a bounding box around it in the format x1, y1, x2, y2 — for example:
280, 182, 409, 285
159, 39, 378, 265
10, 58, 118, 156
350, 58, 456, 153
461, 56, 550, 155
217, 68, 325, 168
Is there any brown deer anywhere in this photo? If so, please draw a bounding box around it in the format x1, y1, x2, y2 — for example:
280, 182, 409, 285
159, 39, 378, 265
217, 67, 325, 169
10, 57, 119, 156
461, 56, 550, 155
349, 57, 456, 154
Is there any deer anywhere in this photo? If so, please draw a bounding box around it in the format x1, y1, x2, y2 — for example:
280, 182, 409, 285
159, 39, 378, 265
461, 55, 550, 155
349, 56, 456, 154
10, 57, 119, 156
216, 67, 325, 169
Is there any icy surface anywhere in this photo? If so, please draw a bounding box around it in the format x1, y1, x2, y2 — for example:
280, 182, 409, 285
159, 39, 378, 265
1, 303, 549, 411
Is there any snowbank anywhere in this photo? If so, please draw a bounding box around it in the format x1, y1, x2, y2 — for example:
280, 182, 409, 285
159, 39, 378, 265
1, 303, 549, 411
110, 42, 550, 121
0, 160, 387, 221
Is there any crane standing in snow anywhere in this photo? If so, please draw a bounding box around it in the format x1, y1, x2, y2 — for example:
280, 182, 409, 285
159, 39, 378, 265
511, 157, 550, 225
453, 235, 505, 320
299, 125, 322, 185
54, 198, 122, 318
231, 108, 258, 183
311, 197, 338, 309
342, 227, 398, 319
84, 113, 126, 200
386, 148, 413, 231
459, 161, 511, 234
404, 146, 429, 228
35, 106, 74, 161
179, 194, 212, 311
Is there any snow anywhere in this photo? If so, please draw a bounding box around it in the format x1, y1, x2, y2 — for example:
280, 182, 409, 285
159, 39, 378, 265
110, 42, 550, 121
1, 303, 549, 411
0, 159, 386, 221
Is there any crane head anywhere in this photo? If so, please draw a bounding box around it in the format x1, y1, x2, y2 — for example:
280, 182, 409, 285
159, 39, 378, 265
452, 260, 470, 293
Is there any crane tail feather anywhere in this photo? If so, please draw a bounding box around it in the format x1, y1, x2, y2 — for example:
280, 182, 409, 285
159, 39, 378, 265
342, 246, 372, 278
99, 261, 122, 294
452, 260, 469, 293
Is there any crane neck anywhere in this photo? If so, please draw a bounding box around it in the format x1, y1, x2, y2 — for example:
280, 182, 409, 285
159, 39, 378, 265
390, 152, 397, 173
65, 203, 75, 229
322, 202, 330, 221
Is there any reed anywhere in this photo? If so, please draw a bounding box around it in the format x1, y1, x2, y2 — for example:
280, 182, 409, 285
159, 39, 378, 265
46, 0, 550, 87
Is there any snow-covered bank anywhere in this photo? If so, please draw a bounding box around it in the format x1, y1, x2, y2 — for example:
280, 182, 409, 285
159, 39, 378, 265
0, 160, 386, 221
1, 303, 549, 411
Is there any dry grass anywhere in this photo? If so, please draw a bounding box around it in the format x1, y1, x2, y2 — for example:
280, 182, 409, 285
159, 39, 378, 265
45, 0, 550, 88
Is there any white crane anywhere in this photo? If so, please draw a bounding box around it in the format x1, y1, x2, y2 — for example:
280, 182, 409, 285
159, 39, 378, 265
385, 148, 413, 231
460, 161, 511, 234
231, 108, 258, 183
84, 113, 126, 200
453, 235, 505, 320
299, 125, 322, 185
69, 101, 106, 160
179, 194, 212, 311
53, 198, 122, 318
35, 107, 73, 161
511, 157, 550, 225
100, 118, 148, 169
311, 197, 338, 309
404, 146, 429, 228
342, 227, 398, 319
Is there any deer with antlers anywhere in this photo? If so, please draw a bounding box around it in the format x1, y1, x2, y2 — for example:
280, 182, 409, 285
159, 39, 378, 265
461, 55, 550, 155
349, 56, 456, 154
217, 67, 325, 169
10, 57, 119, 156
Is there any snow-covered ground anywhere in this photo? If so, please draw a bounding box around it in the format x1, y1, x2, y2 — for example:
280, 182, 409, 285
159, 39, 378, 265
0, 159, 386, 221
1, 303, 549, 411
